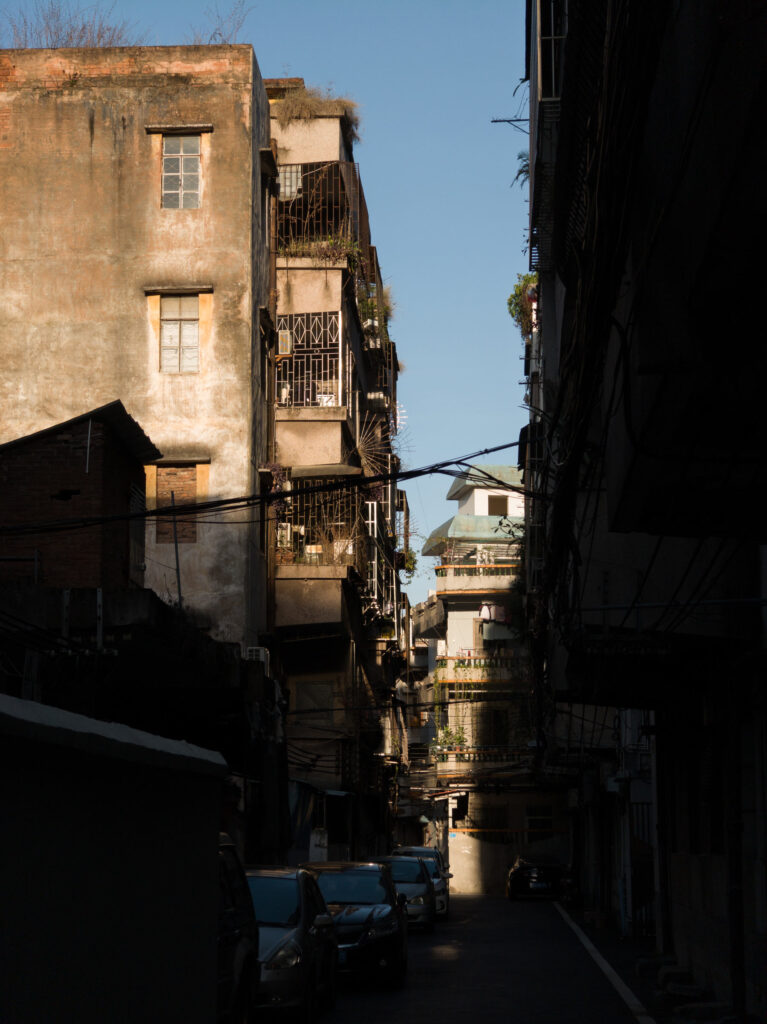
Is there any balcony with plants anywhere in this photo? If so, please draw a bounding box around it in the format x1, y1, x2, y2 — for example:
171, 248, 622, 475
274, 478, 367, 578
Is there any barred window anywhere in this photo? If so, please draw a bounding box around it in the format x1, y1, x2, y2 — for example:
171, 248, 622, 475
276, 313, 341, 407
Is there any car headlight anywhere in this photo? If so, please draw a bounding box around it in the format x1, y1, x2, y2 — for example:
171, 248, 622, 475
408, 896, 424, 905
265, 940, 302, 970
363, 913, 399, 941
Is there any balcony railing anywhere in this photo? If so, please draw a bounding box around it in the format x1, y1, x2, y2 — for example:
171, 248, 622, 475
435, 655, 515, 671
278, 161, 370, 262
435, 563, 519, 578
276, 479, 366, 577
433, 744, 530, 764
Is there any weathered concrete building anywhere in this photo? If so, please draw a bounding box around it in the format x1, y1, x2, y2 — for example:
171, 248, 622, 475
0, 45, 276, 645
266, 79, 406, 860
412, 466, 568, 894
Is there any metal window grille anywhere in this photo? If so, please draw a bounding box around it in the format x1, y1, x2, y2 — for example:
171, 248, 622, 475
160, 295, 199, 373
277, 162, 369, 256
277, 478, 365, 573
275, 313, 340, 407
162, 135, 200, 209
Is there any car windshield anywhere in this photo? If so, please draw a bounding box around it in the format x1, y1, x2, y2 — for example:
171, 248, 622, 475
395, 850, 441, 879
316, 870, 388, 906
385, 860, 426, 884
247, 875, 300, 927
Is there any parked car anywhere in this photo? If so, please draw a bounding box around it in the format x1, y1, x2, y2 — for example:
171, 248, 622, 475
302, 861, 408, 986
374, 856, 436, 931
390, 845, 451, 919
218, 834, 259, 1024
505, 854, 572, 899
246, 867, 338, 1019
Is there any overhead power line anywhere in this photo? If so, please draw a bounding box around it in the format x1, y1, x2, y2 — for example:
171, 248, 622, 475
0, 440, 523, 539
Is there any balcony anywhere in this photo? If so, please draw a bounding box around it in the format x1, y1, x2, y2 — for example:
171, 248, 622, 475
278, 161, 370, 263
434, 563, 519, 596
434, 654, 517, 687
275, 479, 367, 578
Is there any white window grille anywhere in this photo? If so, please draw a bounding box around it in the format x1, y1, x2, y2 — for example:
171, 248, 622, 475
276, 313, 341, 407
162, 135, 200, 209
160, 295, 199, 373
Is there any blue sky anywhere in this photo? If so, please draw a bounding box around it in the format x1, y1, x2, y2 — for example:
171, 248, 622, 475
13, 0, 531, 603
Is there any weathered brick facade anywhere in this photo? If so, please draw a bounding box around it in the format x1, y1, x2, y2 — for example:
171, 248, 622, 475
0, 403, 159, 588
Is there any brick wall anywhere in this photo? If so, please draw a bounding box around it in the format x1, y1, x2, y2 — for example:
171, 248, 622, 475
156, 466, 197, 544
0, 419, 145, 588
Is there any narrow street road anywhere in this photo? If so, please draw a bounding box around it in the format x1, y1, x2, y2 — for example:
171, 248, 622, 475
329, 896, 651, 1024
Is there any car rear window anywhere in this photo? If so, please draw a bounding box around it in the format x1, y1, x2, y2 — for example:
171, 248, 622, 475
387, 859, 427, 884
315, 870, 388, 906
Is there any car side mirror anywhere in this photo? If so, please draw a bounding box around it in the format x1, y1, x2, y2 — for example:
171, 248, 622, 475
313, 913, 334, 929
397, 892, 408, 908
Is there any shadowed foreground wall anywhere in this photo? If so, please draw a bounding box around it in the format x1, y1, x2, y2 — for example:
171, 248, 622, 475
0, 695, 225, 1024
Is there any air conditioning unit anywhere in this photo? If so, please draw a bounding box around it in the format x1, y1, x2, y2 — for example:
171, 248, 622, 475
244, 646, 271, 675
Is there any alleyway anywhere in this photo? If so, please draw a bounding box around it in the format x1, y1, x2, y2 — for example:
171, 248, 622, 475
328, 895, 657, 1024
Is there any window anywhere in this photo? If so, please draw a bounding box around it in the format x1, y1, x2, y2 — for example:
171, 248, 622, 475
156, 465, 197, 544
278, 164, 302, 201
160, 295, 199, 373
162, 135, 200, 209
488, 495, 508, 516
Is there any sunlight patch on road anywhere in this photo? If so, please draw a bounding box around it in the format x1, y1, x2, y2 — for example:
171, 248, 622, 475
429, 945, 461, 960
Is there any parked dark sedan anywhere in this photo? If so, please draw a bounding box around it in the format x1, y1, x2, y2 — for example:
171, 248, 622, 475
247, 867, 338, 1019
505, 854, 572, 899
302, 861, 408, 987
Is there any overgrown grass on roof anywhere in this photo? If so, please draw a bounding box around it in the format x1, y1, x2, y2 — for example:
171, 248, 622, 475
273, 84, 360, 144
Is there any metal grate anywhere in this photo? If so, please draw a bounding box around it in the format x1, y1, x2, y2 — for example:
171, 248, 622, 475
277, 162, 369, 259
276, 313, 340, 407
276, 478, 366, 575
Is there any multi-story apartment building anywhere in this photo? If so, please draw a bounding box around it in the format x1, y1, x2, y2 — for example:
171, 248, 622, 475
524, 3, 767, 1017
265, 79, 406, 860
412, 466, 569, 893
0, 45, 276, 647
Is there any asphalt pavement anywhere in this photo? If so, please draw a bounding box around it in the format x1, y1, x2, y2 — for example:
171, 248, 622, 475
327, 895, 654, 1024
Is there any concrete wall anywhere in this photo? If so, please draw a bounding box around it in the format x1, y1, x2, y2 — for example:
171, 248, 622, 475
270, 114, 349, 164
0, 45, 271, 644
274, 567, 346, 626
0, 694, 224, 1024
277, 261, 343, 314
275, 408, 352, 466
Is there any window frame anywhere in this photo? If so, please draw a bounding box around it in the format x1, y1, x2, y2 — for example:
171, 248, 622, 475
159, 294, 200, 374
162, 133, 201, 210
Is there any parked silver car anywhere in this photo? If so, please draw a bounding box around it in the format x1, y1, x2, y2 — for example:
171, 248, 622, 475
375, 856, 436, 931
390, 845, 451, 918
246, 867, 338, 1019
